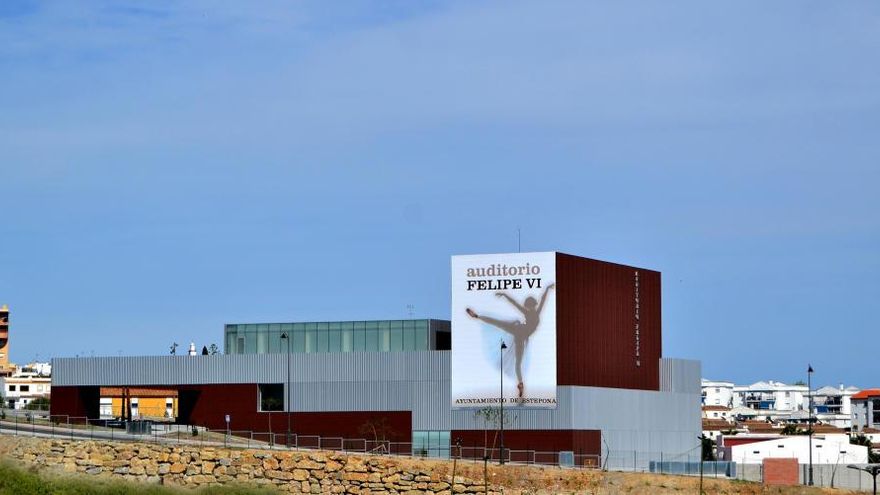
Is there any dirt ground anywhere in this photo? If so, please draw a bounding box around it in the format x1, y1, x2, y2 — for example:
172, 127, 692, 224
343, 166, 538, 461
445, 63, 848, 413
406, 457, 859, 494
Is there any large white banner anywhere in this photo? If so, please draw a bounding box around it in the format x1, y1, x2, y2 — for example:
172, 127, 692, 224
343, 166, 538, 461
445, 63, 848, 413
451, 252, 557, 409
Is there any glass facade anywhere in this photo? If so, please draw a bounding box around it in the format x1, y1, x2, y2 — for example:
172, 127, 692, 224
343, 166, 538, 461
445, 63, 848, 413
224, 319, 450, 355
412, 431, 451, 459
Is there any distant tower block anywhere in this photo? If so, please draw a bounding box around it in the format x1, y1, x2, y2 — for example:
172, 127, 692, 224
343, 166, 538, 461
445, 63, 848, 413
0, 304, 9, 375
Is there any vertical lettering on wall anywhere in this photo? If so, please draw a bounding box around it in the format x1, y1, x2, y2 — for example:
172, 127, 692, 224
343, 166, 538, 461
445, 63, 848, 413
634, 270, 640, 367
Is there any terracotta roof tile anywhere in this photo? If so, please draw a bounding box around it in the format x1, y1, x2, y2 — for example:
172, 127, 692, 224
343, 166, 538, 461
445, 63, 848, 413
853, 389, 880, 400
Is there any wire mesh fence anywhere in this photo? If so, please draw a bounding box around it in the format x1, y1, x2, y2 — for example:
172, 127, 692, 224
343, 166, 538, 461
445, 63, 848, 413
19, 411, 864, 487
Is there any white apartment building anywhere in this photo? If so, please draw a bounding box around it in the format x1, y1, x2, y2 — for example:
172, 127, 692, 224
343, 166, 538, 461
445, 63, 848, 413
852, 389, 880, 432
732, 381, 807, 414
0, 362, 51, 410
701, 379, 734, 407
811, 384, 859, 429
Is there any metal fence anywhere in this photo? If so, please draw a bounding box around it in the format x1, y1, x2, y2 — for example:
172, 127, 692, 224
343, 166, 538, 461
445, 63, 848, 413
2, 411, 737, 481
733, 462, 877, 492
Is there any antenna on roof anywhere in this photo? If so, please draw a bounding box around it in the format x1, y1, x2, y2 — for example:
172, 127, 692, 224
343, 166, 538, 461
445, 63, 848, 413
517, 227, 521, 253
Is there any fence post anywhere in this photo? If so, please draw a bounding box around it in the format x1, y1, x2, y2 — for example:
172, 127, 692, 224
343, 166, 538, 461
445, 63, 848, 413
633, 450, 637, 472
660, 452, 663, 474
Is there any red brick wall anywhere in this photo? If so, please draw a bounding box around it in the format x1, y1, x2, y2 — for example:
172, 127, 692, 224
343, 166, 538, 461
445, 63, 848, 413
763, 458, 798, 486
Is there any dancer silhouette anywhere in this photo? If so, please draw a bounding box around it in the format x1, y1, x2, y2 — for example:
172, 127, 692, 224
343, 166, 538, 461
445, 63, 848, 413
466, 283, 555, 398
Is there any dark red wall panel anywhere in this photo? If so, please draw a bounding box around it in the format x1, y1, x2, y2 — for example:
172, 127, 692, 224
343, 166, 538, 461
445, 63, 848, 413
451, 429, 600, 457
556, 253, 661, 391
290, 411, 411, 442
50, 386, 99, 421
52, 384, 412, 442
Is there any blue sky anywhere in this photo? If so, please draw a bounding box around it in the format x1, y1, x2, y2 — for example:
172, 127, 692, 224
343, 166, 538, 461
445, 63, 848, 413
1, 1, 877, 387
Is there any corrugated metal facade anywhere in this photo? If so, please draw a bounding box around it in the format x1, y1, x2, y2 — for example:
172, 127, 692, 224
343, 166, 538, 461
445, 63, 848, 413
53, 352, 700, 457
556, 253, 662, 391
659, 357, 701, 394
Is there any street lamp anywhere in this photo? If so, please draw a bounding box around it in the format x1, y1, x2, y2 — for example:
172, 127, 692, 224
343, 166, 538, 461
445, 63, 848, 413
280, 332, 292, 448
808, 364, 814, 486
847, 464, 880, 495
500, 340, 507, 465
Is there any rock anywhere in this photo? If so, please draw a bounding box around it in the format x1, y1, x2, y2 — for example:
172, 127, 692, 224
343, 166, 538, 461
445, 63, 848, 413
344, 472, 370, 482
169, 463, 186, 474
297, 459, 324, 470
85, 467, 103, 475
265, 470, 295, 480
293, 469, 310, 481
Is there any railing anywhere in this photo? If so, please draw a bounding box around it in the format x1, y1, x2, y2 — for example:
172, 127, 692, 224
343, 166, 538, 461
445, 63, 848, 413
0, 413, 714, 476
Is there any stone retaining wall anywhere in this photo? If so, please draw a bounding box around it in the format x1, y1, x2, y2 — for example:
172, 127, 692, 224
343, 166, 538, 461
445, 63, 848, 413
0, 436, 505, 494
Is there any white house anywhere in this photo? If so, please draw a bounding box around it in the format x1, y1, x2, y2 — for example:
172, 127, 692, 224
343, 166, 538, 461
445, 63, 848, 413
702, 379, 735, 407
0, 362, 52, 410
722, 434, 867, 465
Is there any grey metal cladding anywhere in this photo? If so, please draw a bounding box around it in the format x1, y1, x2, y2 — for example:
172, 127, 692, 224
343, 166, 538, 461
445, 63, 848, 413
53, 352, 700, 446
659, 358, 701, 394
53, 352, 448, 387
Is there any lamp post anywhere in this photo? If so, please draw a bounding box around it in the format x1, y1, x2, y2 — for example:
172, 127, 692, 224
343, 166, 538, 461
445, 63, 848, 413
847, 464, 880, 495
281, 332, 292, 448
808, 364, 814, 486
698, 436, 705, 495
499, 341, 508, 465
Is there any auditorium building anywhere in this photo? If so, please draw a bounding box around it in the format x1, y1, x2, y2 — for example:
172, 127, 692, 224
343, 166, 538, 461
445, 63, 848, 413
51, 251, 700, 468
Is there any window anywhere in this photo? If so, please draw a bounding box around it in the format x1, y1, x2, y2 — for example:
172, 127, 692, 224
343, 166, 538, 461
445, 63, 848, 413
390, 321, 403, 351
292, 328, 305, 353
378, 321, 390, 351
259, 384, 284, 412
353, 321, 366, 351
316, 323, 329, 353
412, 431, 451, 459
365, 321, 379, 351
341, 322, 353, 352
328, 323, 341, 353
8, 385, 15, 392
20, 385, 29, 392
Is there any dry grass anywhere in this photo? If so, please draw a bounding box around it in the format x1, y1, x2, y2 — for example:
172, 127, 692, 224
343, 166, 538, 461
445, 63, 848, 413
394, 456, 858, 494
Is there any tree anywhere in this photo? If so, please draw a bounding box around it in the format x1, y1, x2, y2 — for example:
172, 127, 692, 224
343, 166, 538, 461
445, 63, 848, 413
781, 424, 801, 435
0, 391, 5, 420
700, 434, 716, 461
25, 396, 50, 411
851, 434, 880, 463
473, 407, 517, 455
208, 344, 219, 355
358, 417, 397, 447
